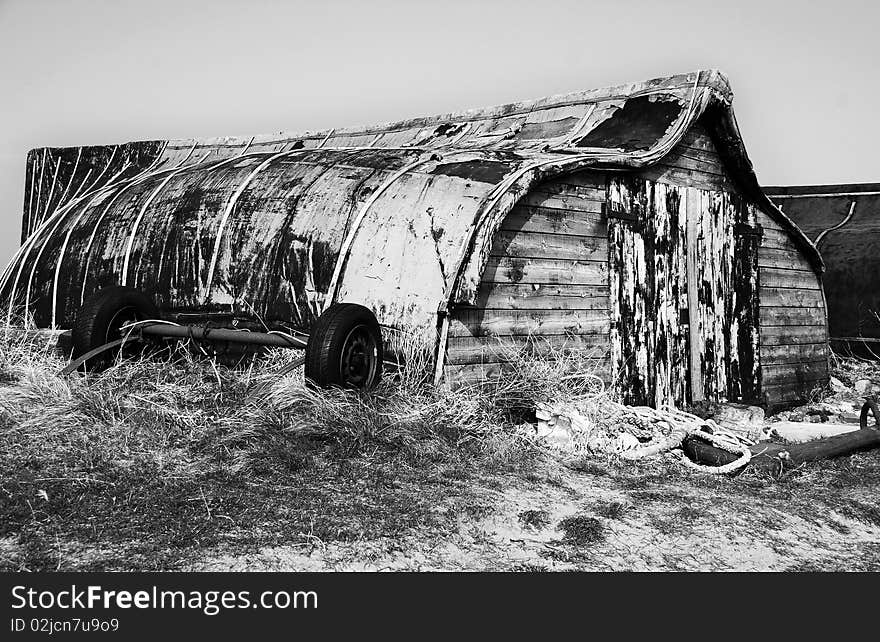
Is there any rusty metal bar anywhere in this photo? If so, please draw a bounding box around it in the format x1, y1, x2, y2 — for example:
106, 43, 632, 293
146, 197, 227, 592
139, 323, 308, 349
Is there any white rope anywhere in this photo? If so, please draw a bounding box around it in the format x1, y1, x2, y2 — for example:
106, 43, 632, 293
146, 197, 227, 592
544, 399, 752, 474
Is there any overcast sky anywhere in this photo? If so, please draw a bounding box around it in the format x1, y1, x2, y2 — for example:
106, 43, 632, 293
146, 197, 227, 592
0, 0, 877, 265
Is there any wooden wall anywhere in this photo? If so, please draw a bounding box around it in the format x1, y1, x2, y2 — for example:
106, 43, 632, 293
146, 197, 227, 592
638, 121, 828, 406
442, 119, 828, 406
443, 172, 611, 385
756, 213, 829, 405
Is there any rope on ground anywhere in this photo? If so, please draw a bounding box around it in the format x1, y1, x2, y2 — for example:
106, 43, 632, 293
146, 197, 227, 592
538, 399, 753, 474
621, 404, 752, 473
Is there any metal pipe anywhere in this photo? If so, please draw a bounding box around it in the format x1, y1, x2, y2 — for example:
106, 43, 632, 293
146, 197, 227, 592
139, 323, 307, 348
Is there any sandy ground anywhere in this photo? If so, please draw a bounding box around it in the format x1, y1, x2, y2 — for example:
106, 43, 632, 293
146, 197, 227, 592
188, 454, 880, 572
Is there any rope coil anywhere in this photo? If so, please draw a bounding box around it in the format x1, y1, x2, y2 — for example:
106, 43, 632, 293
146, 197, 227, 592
538, 400, 753, 474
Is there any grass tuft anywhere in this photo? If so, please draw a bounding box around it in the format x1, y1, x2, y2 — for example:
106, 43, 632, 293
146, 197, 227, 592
557, 515, 605, 545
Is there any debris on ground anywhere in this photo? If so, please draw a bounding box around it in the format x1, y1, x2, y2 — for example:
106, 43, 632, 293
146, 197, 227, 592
530, 356, 880, 475
534, 397, 754, 474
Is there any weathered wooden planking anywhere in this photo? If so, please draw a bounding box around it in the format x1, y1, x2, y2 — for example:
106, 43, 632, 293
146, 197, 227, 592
528, 181, 605, 202
473, 283, 609, 310
756, 193, 828, 405
551, 170, 606, 191
638, 164, 730, 192
729, 198, 762, 402
481, 256, 608, 285
448, 308, 610, 337
666, 144, 724, 167
760, 286, 825, 308
760, 227, 801, 249
757, 215, 788, 232
521, 190, 604, 212
608, 176, 653, 406
761, 325, 831, 345
445, 334, 609, 364
760, 239, 801, 254
444, 359, 612, 387
608, 177, 689, 407
758, 267, 821, 290
760, 306, 826, 326
490, 231, 607, 261
690, 188, 734, 403
757, 247, 821, 270
676, 124, 717, 151
501, 206, 606, 237
761, 380, 827, 403
761, 360, 828, 384
760, 342, 829, 365
651, 151, 729, 180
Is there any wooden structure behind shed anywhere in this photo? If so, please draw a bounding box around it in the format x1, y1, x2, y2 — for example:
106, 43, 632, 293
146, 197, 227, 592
766, 183, 880, 357
1, 69, 828, 409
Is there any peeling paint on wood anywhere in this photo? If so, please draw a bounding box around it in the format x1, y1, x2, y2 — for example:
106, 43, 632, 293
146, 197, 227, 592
608, 176, 689, 407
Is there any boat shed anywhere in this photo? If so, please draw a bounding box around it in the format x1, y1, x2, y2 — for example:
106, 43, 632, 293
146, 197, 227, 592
766, 183, 880, 356
0, 69, 829, 408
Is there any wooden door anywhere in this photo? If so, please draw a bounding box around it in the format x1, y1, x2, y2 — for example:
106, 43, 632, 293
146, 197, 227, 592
684, 187, 761, 403
608, 177, 689, 407
609, 178, 761, 407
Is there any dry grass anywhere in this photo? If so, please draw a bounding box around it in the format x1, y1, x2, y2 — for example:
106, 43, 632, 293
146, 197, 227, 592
0, 330, 607, 570
2, 333, 879, 571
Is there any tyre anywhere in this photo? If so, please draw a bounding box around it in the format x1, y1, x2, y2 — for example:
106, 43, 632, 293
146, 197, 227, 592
305, 303, 383, 389
860, 397, 880, 430
72, 285, 159, 365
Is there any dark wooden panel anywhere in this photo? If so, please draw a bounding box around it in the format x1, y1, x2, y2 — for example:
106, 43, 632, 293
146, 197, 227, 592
527, 181, 605, 201
445, 334, 609, 365
653, 149, 728, 178
548, 171, 606, 191
444, 359, 612, 387
761, 359, 828, 384
501, 205, 606, 237
637, 164, 730, 192
668, 144, 723, 166
760, 287, 825, 308
760, 325, 830, 345
676, 127, 716, 152
491, 230, 607, 261
473, 283, 609, 310
758, 247, 820, 270
481, 256, 608, 285
760, 227, 803, 252
521, 190, 604, 212
762, 380, 826, 404
759, 268, 821, 290
448, 308, 610, 337
760, 342, 829, 365
760, 306, 826, 326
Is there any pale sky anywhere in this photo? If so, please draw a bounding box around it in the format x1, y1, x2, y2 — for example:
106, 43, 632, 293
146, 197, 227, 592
0, 0, 877, 265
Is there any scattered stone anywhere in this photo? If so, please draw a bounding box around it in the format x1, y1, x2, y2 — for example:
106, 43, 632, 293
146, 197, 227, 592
829, 376, 848, 393
712, 403, 765, 440
854, 379, 876, 395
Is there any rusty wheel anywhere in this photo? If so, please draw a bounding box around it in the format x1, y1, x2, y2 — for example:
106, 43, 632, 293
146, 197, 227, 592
860, 397, 880, 430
